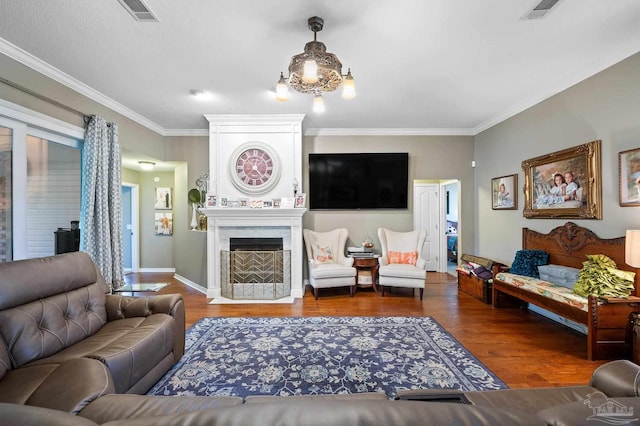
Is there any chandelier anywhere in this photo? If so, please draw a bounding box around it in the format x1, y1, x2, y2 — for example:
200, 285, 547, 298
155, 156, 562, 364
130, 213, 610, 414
275, 16, 355, 113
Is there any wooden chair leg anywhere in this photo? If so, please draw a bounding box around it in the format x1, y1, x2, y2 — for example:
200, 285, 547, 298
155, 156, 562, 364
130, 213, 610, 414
419, 288, 424, 301
314, 287, 319, 300
381, 285, 385, 297
350, 286, 355, 297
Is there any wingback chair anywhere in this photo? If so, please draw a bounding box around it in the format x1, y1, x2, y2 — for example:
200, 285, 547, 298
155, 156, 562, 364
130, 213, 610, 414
377, 228, 427, 300
303, 228, 357, 299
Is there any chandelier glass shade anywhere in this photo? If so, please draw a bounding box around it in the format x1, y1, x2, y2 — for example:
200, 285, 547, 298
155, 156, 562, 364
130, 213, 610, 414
275, 16, 355, 111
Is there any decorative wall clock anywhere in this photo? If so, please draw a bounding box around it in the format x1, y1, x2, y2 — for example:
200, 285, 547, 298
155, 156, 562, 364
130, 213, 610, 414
229, 142, 282, 194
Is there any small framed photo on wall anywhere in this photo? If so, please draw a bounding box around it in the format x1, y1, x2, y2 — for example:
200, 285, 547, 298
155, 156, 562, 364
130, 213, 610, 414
619, 147, 640, 206
491, 174, 517, 210
155, 187, 173, 210
155, 213, 173, 236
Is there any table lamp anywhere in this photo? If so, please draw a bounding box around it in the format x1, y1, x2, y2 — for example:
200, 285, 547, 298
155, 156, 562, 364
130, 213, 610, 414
626, 230, 640, 268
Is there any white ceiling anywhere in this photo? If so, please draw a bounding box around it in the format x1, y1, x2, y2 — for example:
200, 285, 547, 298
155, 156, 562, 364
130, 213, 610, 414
1, 0, 640, 136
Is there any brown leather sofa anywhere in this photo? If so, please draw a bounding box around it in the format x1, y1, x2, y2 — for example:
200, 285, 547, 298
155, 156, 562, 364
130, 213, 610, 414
0, 395, 540, 425
397, 359, 640, 425
0, 252, 185, 414
1, 361, 638, 425
1, 252, 639, 425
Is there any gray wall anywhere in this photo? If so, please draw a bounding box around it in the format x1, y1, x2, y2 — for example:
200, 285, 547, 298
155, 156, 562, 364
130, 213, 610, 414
165, 136, 208, 286
302, 135, 475, 254
0, 53, 209, 280
474, 52, 640, 265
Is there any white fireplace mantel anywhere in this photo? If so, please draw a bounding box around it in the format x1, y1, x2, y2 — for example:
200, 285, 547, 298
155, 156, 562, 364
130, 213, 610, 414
201, 207, 306, 303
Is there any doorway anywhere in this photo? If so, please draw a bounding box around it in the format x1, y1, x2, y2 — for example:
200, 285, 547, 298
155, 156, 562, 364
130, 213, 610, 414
121, 183, 139, 273
443, 181, 459, 276
413, 180, 460, 273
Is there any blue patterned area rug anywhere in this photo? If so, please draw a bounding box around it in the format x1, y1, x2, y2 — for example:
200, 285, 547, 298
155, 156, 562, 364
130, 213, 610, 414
148, 316, 507, 399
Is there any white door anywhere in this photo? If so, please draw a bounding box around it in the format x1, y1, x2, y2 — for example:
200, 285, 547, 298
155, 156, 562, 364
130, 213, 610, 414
121, 183, 139, 273
413, 183, 440, 271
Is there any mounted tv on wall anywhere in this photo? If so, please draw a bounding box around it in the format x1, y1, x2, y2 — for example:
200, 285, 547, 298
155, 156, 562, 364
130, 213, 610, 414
309, 153, 409, 210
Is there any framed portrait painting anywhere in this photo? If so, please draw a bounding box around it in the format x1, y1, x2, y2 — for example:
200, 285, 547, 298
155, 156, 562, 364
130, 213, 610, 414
618, 147, 640, 206
491, 174, 517, 210
522, 140, 602, 219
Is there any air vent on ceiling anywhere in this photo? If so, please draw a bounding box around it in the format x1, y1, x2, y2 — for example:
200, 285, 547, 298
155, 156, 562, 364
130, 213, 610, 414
522, 0, 562, 20
117, 0, 159, 22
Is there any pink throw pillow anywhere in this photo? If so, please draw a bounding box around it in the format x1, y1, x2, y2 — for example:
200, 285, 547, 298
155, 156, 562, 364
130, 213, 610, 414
388, 251, 418, 265
313, 245, 334, 264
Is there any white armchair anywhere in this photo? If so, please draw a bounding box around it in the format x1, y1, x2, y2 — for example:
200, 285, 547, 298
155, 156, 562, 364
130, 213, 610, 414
377, 228, 427, 300
303, 228, 357, 299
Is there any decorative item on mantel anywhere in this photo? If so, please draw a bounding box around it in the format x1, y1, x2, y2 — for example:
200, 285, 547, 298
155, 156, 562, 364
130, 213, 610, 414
188, 171, 209, 230
293, 178, 299, 197
188, 188, 202, 230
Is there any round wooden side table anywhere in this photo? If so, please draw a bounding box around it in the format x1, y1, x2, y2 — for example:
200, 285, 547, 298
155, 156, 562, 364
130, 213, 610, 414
352, 257, 379, 292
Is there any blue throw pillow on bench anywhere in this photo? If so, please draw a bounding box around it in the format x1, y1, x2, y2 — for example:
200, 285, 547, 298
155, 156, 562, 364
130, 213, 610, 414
509, 250, 549, 278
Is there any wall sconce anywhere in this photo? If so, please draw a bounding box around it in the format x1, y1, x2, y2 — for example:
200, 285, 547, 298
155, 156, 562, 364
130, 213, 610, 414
138, 161, 156, 171
626, 230, 640, 268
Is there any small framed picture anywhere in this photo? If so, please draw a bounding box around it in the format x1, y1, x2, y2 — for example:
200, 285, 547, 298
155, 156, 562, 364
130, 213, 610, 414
295, 193, 307, 208
207, 194, 217, 207
155, 187, 173, 210
263, 200, 273, 208
273, 199, 281, 208
220, 197, 228, 208
281, 198, 295, 208
154, 213, 173, 235
239, 198, 249, 208
619, 147, 640, 206
491, 174, 517, 210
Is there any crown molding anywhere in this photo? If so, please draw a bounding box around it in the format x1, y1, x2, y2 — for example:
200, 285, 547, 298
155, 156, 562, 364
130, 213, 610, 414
163, 128, 209, 137
3, 33, 639, 140
474, 36, 640, 135
0, 37, 166, 135
305, 128, 475, 136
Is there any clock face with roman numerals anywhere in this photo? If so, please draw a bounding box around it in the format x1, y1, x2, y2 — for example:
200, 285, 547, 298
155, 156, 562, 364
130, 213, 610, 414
229, 142, 281, 195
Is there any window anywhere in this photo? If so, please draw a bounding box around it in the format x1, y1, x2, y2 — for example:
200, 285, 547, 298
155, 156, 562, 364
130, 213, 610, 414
0, 126, 12, 261
0, 100, 84, 261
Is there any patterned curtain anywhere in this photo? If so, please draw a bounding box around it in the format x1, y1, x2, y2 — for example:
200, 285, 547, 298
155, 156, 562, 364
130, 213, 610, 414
80, 116, 124, 290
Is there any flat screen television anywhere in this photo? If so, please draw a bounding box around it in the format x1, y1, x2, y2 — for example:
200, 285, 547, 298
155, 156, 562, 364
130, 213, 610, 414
308, 153, 409, 210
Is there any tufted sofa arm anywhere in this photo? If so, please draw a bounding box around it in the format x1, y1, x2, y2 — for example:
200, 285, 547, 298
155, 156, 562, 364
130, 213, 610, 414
589, 359, 640, 397
105, 294, 185, 361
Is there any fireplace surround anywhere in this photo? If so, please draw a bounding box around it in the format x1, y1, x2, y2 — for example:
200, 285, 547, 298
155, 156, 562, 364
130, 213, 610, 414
201, 207, 305, 303
203, 114, 305, 304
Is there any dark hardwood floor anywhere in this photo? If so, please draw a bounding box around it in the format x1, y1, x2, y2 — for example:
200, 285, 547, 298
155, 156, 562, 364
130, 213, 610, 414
124, 271, 611, 389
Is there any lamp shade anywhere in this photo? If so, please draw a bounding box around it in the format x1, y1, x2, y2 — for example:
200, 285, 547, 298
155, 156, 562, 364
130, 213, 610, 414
626, 230, 640, 268
312, 94, 325, 113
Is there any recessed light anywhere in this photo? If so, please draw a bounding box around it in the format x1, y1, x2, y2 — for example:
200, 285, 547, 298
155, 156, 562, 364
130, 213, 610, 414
189, 89, 214, 101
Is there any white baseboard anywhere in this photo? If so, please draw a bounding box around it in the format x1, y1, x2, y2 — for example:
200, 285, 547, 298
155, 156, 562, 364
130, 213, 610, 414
173, 274, 207, 294
138, 268, 176, 273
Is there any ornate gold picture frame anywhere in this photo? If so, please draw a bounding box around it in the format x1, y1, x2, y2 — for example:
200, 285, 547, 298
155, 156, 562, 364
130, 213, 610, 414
522, 140, 602, 219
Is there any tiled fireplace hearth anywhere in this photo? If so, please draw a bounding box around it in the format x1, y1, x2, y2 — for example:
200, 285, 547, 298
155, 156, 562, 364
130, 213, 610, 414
201, 207, 306, 303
